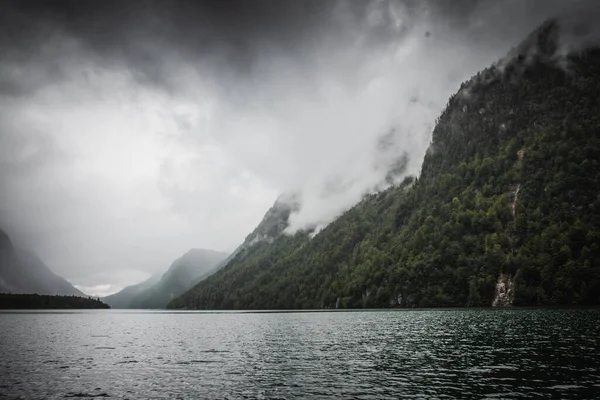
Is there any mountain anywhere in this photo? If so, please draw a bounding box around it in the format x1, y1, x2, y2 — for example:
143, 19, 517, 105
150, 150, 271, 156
169, 21, 600, 310
169, 194, 302, 309
0, 228, 85, 296
120, 249, 227, 309
102, 273, 161, 309
223, 193, 301, 262
154, 197, 298, 310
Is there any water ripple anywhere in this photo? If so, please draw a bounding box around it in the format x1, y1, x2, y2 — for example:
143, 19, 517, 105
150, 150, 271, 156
0, 309, 599, 399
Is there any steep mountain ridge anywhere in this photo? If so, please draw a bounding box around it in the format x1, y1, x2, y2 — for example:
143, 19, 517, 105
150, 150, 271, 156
169, 21, 600, 309
0, 228, 84, 296
224, 193, 301, 259
168, 193, 303, 309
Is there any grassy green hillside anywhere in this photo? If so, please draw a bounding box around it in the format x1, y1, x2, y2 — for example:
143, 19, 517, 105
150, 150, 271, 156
169, 22, 600, 309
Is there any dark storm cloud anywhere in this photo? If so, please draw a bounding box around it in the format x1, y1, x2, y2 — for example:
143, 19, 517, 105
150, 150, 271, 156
2, 0, 596, 97
0, 0, 515, 95
1, 0, 393, 94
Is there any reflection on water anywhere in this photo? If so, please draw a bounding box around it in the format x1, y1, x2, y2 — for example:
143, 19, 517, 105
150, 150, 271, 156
0, 309, 599, 399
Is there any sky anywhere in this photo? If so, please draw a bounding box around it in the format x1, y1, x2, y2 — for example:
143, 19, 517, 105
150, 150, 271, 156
0, 0, 597, 296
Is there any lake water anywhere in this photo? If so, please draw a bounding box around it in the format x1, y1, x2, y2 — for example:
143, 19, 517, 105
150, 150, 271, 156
0, 309, 599, 399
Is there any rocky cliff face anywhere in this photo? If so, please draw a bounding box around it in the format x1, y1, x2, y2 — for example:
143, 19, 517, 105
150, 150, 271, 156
492, 273, 515, 306
492, 149, 526, 307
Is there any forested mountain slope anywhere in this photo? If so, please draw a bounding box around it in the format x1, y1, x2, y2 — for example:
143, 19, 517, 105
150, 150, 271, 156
104, 195, 298, 309
169, 22, 600, 309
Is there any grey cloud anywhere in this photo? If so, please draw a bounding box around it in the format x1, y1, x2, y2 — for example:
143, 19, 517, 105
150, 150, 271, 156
2, 1, 593, 98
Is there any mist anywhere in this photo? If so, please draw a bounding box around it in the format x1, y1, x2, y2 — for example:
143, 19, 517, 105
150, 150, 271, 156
0, 0, 595, 295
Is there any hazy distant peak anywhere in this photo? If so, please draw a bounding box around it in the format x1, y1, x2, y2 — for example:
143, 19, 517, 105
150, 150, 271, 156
119, 247, 227, 309
0, 228, 83, 296
171, 249, 228, 271
182, 248, 228, 258
161, 248, 228, 281
0, 228, 13, 250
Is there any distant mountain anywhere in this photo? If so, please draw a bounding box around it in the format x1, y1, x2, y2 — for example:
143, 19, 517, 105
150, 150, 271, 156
169, 193, 300, 309
101, 273, 161, 309
168, 21, 600, 310
0, 228, 84, 296
115, 249, 227, 309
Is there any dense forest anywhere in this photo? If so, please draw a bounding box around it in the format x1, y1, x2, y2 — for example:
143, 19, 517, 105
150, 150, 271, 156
0, 293, 110, 309
169, 21, 600, 310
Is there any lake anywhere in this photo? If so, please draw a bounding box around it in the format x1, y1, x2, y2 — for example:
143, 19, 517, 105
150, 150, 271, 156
0, 308, 599, 399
